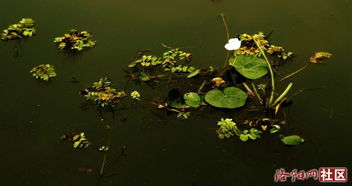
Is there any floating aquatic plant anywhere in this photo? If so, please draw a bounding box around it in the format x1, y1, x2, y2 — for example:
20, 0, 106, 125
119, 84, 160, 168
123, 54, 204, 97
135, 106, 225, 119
1, 18, 36, 41
153, 89, 203, 119
128, 55, 162, 68
98, 145, 109, 152
183, 92, 201, 108
281, 135, 304, 146
216, 118, 262, 141
145, 28, 325, 145
162, 48, 192, 71
127, 48, 197, 82
280, 51, 333, 82
30, 64, 57, 81
229, 55, 269, 79
170, 65, 196, 73
176, 111, 191, 119
269, 125, 281, 134
166, 89, 185, 108
61, 132, 90, 149
239, 128, 262, 142
216, 118, 241, 139
80, 78, 126, 107
309, 52, 332, 64
130, 91, 141, 100
54, 29, 96, 51
205, 87, 248, 109
235, 32, 293, 60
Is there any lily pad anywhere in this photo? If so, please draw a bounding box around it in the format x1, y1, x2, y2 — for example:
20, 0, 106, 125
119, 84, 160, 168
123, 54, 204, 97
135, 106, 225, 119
184, 92, 201, 108
281, 135, 304, 146
205, 87, 247, 109
229, 55, 268, 79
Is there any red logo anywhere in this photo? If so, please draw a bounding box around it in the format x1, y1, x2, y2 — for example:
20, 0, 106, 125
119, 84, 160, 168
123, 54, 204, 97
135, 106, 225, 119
319, 167, 348, 183
274, 168, 318, 182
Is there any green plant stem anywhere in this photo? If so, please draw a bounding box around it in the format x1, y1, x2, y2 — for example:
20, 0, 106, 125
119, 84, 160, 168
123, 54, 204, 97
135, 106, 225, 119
251, 82, 262, 104
219, 13, 231, 69
279, 63, 311, 82
197, 80, 207, 93
253, 39, 275, 105
99, 111, 116, 175
242, 82, 253, 92
270, 83, 293, 107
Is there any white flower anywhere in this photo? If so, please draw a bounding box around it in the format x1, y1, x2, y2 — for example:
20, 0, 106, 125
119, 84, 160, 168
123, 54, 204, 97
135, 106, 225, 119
224, 38, 241, 51
130, 91, 141, 100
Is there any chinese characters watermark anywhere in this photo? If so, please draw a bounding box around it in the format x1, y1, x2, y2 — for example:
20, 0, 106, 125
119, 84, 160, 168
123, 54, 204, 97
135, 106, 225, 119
319, 167, 348, 183
274, 167, 348, 183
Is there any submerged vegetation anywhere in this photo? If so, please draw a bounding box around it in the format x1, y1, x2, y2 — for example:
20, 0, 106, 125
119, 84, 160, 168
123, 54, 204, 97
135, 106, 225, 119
30, 64, 57, 81
1, 18, 36, 41
54, 29, 96, 51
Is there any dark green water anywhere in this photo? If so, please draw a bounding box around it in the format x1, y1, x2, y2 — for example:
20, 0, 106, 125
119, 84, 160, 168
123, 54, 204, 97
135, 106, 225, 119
0, 0, 351, 185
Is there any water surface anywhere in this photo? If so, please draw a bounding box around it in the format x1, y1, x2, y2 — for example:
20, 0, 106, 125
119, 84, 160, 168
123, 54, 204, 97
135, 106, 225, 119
0, 0, 351, 185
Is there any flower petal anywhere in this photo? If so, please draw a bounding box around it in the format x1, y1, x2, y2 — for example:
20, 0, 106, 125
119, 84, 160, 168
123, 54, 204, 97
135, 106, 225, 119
224, 43, 234, 50
228, 38, 240, 44
225, 38, 241, 51
228, 38, 241, 50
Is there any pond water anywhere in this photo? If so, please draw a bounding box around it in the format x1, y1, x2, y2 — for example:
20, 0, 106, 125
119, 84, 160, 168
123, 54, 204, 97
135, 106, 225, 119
0, 0, 351, 185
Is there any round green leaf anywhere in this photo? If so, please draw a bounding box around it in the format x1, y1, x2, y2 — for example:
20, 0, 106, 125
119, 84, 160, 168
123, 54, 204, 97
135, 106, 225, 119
184, 92, 201, 108
205, 87, 247, 109
229, 55, 268, 79
281, 135, 304, 145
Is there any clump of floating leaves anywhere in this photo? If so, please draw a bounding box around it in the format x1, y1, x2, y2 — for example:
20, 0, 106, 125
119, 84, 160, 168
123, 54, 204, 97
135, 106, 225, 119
81, 78, 126, 107
236, 32, 293, 61
144, 27, 331, 146
216, 118, 262, 142
309, 51, 332, 64
61, 132, 90, 149
216, 118, 240, 139
127, 48, 197, 82
1, 18, 36, 41
54, 29, 96, 51
130, 90, 141, 100
30, 64, 57, 81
